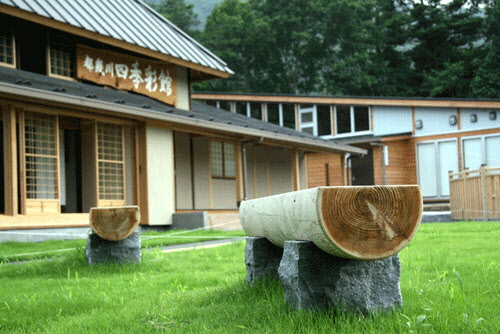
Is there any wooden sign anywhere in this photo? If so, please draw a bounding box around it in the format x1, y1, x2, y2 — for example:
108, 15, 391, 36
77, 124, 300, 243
76, 45, 176, 106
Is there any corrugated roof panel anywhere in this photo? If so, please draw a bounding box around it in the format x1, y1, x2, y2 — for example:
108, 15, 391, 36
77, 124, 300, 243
0, 0, 233, 76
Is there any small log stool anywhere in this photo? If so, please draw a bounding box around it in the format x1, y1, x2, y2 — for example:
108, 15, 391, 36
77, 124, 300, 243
86, 206, 141, 264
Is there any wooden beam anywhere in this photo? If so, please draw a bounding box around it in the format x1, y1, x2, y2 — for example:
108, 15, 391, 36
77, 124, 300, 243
192, 93, 500, 109
240, 185, 422, 260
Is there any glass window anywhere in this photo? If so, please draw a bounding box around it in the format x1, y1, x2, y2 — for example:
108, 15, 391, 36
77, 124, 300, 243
317, 105, 332, 136
301, 112, 313, 123
267, 103, 280, 125
250, 102, 262, 119
50, 47, 74, 77
219, 100, 231, 111
302, 127, 314, 135
0, 33, 14, 65
211, 141, 235, 178
282, 104, 295, 129
24, 112, 58, 199
336, 105, 351, 134
205, 100, 217, 107
97, 123, 124, 201
235, 102, 247, 116
354, 106, 370, 132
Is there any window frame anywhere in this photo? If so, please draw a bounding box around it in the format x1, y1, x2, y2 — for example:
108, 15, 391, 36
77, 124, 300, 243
333, 105, 372, 138
47, 35, 76, 81
210, 140, 236, 179
0, 31, 16, 68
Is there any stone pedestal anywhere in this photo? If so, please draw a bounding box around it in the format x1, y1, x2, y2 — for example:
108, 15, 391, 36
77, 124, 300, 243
245, 237, 283, 282
86, 231, 141, 264
278, 241, 402, 314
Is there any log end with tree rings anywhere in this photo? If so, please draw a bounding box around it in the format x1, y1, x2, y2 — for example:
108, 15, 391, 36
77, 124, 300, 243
90, 206, 141, 241
239, 186, 422, 260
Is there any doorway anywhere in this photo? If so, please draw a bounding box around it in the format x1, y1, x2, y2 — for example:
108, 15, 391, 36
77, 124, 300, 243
60, 127, 83, 213
350, 149, 374, 185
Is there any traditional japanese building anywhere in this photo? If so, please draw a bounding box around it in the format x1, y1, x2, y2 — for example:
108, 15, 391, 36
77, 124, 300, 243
0, 0, 363, 229
192, 93, 500, 202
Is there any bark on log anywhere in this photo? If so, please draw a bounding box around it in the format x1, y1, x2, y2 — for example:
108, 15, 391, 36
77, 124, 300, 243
239, 186, 422, 260
90, 206, 140, 241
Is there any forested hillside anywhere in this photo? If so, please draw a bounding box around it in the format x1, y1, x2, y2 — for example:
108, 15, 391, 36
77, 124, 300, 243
151, 0, 499, 99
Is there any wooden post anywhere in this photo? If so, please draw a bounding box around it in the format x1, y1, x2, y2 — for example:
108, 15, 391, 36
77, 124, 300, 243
3, 107, 18, 216
240, 185, 422, 260
480, 165, 489, 221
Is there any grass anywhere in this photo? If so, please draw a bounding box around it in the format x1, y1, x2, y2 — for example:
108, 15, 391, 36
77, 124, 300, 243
0, 229, 245, 262
0, 222, 498, 333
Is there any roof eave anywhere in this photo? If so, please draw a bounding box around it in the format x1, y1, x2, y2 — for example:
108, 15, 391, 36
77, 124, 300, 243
0, 82, 365, 155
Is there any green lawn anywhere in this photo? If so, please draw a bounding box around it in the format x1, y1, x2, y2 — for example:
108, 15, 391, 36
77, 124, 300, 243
0, 229, 245, 262
0, 222, 498, 333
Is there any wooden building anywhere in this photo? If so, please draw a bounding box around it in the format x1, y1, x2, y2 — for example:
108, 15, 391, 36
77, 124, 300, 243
0, 0, 363, 229
192, 93, 500, 202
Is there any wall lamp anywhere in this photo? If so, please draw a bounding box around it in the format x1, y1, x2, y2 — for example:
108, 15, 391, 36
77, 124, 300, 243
415, 119, 423, 130
489, 111, 497, 120
470, 113, 478, 123
449, 115, 457, 126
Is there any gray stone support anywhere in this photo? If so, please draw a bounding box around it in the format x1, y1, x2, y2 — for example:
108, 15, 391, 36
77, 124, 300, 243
245, 237, 283, 282
278, 241, 402, 314
86, 231, 141, 264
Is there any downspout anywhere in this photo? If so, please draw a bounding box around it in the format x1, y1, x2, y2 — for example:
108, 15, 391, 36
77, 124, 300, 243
241, 137, 264, 201
345, 153, 352, 186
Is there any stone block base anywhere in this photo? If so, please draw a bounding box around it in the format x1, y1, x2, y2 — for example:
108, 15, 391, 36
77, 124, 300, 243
86, 231, 141, 264
278, 241, 402, 314
245, 237, 283, 282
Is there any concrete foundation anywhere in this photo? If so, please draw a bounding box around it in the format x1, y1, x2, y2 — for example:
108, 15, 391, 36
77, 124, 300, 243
86, 231, 141, 264
245, 237, 283, 282
172, 211, 208, 230
278, 241, 402, 314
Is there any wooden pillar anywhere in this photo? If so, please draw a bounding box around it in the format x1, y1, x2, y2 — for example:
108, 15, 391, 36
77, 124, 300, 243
235, 142, 244, 204
135, 122, 149, 225
291, 149, 300, 191
3, 107, 18, 216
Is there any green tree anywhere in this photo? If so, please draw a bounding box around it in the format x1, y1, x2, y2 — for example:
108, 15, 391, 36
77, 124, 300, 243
148, 0, 200, 36
471, 0, 500, 98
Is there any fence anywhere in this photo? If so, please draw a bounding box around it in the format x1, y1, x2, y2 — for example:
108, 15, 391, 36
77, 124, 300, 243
449, 166, 500, 220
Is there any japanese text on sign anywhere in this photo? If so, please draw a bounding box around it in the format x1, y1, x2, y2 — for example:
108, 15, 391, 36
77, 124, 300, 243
77, 45, 176, 105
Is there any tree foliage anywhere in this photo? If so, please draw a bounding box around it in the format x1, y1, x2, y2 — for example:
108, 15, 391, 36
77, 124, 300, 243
192, 0, 498, 98
148, 0, 200, 36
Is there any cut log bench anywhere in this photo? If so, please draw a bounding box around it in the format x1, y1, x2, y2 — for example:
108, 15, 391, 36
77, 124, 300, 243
240, 186, 422, 314
85, 206, 141, 264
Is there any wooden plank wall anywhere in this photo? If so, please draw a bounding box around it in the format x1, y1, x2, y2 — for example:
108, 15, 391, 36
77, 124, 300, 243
378, 138, 417, 185
306, 152, 345, 187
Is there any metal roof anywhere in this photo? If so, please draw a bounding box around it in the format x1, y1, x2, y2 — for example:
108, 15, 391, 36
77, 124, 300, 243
0, 66, 365, 155
0, 0, 233, 78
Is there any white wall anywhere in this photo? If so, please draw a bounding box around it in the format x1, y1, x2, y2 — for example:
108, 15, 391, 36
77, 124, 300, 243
373, 106, 412, 136
146, 126, 175, 225
460, 109, 500, 131
176, 66, 190, 110
415, 107, 458, 136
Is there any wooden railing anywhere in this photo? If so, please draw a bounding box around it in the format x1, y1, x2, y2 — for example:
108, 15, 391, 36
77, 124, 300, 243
449, 166, 500, 220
